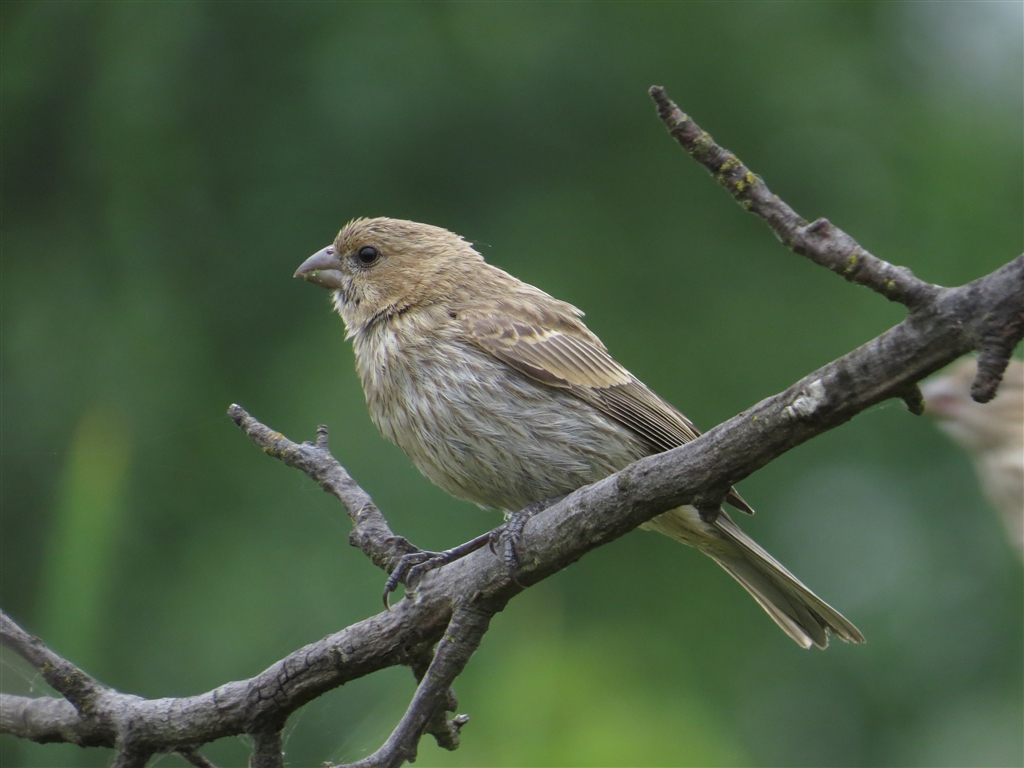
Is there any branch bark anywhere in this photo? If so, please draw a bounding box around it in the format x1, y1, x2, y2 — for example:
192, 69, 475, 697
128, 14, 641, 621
2, 86, 1021, 767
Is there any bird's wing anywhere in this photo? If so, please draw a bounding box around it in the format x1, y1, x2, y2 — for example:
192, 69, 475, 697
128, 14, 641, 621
463, 310, 755, 514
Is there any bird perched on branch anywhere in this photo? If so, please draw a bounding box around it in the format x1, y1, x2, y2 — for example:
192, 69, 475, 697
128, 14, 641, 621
922, 357, 1024, 559
295, 217, 864, 649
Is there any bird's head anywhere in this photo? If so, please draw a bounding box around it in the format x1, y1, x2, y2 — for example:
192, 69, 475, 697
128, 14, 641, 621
295, 217, 484, 337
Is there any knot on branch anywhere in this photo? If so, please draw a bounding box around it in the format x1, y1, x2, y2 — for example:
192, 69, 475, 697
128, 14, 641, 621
795, 219, 933, 308
426, 712, 469, 751
784, 379, 827, 420
896, 384, 926, 416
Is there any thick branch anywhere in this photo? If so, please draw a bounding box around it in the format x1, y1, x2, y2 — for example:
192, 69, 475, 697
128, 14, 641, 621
0, 694, 107, 747
0, 603, 453, 756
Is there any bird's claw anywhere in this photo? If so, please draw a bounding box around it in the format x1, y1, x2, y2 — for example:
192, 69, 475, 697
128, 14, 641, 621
488, 521, 526, 579
383, 549, 441, 610
489, 495, 566, 584
381, 496, 564, 607
381, 529, 498, 609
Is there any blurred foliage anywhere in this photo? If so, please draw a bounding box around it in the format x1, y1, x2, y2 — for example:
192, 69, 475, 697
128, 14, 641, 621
2, 3, 1021, 767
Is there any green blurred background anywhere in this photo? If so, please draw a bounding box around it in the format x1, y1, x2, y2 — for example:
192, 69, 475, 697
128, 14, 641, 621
2, 2, 1021, 766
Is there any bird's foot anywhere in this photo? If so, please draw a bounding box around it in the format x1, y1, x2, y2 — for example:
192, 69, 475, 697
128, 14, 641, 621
488, 495, 566, 580
382, 531, 493, 609
381, 495, 565, 608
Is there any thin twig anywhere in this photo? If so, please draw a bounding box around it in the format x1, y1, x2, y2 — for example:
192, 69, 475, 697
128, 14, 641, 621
111, 747, 153, 768
407, 643, 466, 751
649, 85, 939, 310
0, 611, 104, 713
331, 603, 495, 768
649, 85, 1019, 400
228, 405, 418, 574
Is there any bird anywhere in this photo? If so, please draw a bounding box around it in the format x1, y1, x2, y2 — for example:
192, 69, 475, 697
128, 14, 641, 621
295, 217, 864, 649
921, 357, 1023, 559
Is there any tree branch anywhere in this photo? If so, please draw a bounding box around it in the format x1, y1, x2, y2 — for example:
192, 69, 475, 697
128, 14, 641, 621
334, 602, 493, 768
249, 729, 284, 768
227, 409, 419, 575
3, 86, 1021, 767
647, 85, 1021, 402
648, 86, 939, 311
0, 607, 105, 714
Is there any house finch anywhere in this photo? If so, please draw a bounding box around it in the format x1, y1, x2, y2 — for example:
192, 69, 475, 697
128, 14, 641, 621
295, 217, 864, 649
921, 358, 1024, 559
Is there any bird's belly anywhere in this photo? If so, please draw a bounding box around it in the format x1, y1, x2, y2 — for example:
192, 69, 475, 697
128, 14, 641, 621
360, 336, 647, 511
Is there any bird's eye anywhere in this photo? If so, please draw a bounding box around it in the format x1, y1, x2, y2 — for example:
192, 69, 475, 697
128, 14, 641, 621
356, 246, 381, 266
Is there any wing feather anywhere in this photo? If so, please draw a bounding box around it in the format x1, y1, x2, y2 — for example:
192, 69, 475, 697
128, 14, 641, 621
463, 310, 755, 515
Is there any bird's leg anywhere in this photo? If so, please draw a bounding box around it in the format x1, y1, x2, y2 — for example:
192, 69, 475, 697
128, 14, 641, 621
696, 504, 721, 524
383, 531, 494, 609
381, 495, 566, 608
490, 495, 567, 577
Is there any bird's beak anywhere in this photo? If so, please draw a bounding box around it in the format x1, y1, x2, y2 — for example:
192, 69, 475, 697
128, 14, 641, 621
295, 246, 345, 290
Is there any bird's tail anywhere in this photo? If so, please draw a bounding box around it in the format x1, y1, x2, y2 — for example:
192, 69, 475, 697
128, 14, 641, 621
645, 508, 865, 649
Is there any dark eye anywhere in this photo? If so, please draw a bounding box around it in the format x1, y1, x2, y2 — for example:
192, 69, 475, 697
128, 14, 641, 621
356, 245, 381, 266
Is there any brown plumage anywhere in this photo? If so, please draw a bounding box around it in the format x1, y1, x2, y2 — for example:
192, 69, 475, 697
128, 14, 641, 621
295, 217, 864, 649
922, 358, 1024, 559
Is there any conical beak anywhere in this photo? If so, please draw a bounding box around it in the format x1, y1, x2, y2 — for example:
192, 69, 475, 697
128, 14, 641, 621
295, 246, 345, 290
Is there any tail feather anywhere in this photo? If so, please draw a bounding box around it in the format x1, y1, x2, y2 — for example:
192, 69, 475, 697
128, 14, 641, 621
713, 514, 865, 648
645, 507, 865, 649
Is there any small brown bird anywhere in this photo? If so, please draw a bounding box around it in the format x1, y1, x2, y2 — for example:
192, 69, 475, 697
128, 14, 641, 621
296, 217, 864, 649
921, 358, 1024, 559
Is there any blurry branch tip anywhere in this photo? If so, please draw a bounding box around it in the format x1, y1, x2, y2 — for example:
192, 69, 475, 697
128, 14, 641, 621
3, 92, 1023, 768
972, 303, 1024, 402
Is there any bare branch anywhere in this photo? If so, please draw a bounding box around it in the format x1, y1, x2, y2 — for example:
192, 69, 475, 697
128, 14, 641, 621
178, 746, 219, 768
4, 88, 1022, 768
0, 694, 107, 747
649, 85, 939, 310
248, 729, 283, 768
0, 604, 454, 757
331, 602, 494, 768
0, 609, 105, 714
648, 85, 1021, 401
228, 405, 419, 574
972, 289, 1024, 402
111, 747, 153, 768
